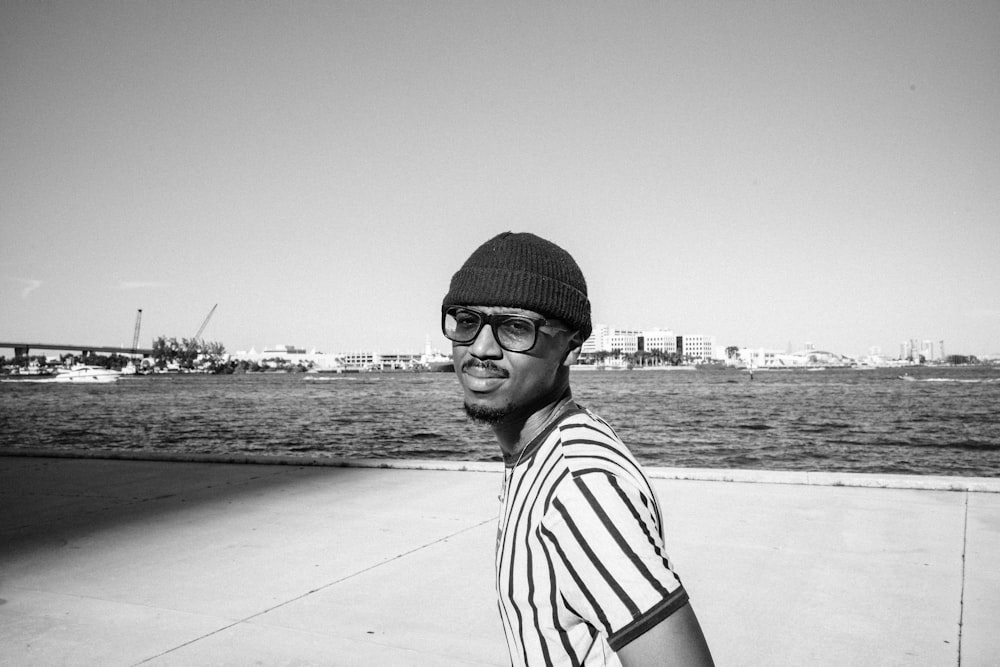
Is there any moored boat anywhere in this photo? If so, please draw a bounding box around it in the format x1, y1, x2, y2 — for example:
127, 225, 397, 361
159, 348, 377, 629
49, 365, 121, 383
52, 365, 122, 382
423, 356, 455, 372
418, 339, 454, 372
1, 364, 121, 383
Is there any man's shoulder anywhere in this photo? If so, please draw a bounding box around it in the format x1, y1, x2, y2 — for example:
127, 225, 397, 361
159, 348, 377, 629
539, 408, 663, 534
553, 405, 619, 442
550, 407, 646, 482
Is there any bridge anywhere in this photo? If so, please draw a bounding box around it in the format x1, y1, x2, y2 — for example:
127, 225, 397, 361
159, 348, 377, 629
0, 342, 154, 357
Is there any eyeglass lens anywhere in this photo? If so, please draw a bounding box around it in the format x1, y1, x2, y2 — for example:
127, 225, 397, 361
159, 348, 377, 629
443, 308, 538, 352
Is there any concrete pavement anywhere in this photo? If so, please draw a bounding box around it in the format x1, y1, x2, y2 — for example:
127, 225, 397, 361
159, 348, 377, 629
1, 455, 998, 666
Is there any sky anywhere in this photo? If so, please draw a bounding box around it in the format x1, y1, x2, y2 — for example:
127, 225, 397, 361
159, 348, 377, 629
2, 1, 998, 359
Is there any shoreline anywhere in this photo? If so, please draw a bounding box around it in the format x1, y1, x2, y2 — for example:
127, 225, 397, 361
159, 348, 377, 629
3, 447, 997, 492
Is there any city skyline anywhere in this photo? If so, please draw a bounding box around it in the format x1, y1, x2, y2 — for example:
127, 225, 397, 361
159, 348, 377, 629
0, 319, 975, 367
0, 321, 969, 363
158, 323, 965, 362
3, 3, 998, 359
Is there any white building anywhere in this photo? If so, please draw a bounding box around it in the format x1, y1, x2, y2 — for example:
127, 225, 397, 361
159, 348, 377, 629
737, 347, 781, 368
582, 325, 717, 362
641, 329, 677, 354
607, 329, 640, 354
583, 325, 642, 354
737, 346, 853, 368
233, 344, 345, 370
678, 334, 716, 361
581, 324, 610, 355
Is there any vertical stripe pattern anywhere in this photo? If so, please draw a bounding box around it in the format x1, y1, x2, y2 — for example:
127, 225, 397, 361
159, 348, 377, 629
496, 407, 689, 666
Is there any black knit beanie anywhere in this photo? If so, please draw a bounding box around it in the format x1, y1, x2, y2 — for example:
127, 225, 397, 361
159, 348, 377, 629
443, 231, 592, 341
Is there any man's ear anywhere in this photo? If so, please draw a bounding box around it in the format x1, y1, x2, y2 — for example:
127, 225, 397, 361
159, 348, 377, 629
562, 332, 583, 367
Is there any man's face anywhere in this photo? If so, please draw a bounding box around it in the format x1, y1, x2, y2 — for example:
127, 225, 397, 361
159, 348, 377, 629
450, 306, 577, 425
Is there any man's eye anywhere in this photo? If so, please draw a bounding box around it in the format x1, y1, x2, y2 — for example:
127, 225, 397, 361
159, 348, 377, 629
455, 314, 480, 329
502, 319, 534, 336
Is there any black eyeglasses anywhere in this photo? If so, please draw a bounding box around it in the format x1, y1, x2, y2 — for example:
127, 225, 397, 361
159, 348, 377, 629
441, 306, 571, 353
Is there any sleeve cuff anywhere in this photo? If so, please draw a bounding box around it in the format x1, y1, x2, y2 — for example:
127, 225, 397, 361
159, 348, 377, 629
607, 586, 690, 651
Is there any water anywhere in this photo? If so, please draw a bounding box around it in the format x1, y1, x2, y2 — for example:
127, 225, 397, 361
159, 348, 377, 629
1, 367, 998, 477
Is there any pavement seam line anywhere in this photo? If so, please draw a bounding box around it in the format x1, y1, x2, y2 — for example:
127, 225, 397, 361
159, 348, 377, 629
131, 516, 496, 665
957, 491, 969, 666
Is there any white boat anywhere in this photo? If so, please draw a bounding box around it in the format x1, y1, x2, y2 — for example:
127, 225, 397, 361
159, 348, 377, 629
419, 339, 454, 372
2, 364, 121, 383
51, 365, 122, 383
422, 353, 454, 372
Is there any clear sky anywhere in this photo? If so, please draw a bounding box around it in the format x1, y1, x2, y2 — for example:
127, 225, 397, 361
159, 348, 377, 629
3, 1, 998, 359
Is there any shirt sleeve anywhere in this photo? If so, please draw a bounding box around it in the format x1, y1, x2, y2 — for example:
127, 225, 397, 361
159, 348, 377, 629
538, 470, 689, 651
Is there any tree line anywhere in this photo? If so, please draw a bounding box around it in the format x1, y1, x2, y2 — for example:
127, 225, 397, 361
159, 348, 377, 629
150, 335, 226, 369
579, 349, 695, 367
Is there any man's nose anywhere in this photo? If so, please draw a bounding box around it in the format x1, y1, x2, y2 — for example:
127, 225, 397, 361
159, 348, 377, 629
468, 323, 502, 358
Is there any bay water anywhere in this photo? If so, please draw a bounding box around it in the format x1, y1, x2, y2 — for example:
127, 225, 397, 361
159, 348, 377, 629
1, 366, 998, 477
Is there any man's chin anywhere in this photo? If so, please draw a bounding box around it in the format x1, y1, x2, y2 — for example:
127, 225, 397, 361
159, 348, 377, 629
464, 402, 515, 426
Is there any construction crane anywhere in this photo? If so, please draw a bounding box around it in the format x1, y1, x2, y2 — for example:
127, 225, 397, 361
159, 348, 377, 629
194, 304, 217, 340
189, 304, 217, 353
131, 309, 143, 358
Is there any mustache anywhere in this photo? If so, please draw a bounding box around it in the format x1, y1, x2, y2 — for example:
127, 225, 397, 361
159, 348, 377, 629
461, 359, 510, 377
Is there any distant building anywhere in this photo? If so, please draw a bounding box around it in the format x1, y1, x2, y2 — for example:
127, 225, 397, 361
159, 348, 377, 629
583, 325, 642, 354
582, 325, 717, 361
581, 324, 609, 355
738, 346, 853, 368
232, 345, 422, 371
677, 334, 716, 362
738, 348, 781, 368
607, 329, 640, 354
898, 337, 946, 363
262, 344, 307, 355
233, 344, 344, 370
641, 329, 677, 354
338, 350, 422, 370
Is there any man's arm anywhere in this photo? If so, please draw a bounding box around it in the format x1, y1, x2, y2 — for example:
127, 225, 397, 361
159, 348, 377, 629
617, 603, 714, 667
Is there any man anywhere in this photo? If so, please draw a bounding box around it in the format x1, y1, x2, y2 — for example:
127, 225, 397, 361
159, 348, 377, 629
442, 231, 714, 666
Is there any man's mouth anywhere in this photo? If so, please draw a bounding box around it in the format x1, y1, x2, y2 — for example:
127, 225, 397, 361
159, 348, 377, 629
461, 360, 509, 380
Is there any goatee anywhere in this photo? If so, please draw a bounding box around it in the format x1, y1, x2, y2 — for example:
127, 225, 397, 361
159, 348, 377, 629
464, 402, 515, 425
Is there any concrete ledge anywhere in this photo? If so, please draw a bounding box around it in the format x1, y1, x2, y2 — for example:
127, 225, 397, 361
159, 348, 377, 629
642, 466, 1000, 493
2, 448, 997, 492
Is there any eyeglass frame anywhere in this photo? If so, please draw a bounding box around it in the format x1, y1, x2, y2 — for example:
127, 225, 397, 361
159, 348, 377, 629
441, 305, 574, 353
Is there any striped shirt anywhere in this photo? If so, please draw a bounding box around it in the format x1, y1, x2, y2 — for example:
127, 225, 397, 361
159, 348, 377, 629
496, 406, 689, 667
